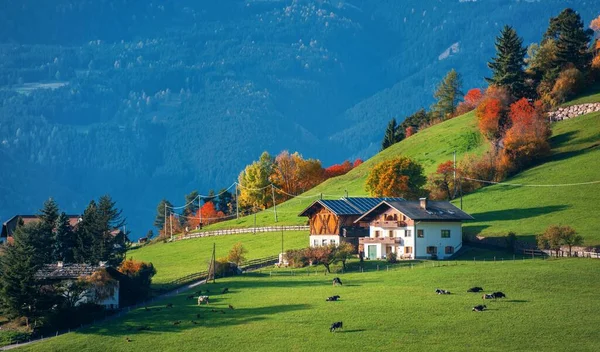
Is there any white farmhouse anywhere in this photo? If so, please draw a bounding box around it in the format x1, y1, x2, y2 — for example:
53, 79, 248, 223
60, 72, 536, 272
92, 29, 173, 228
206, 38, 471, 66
355, 198, 473, 260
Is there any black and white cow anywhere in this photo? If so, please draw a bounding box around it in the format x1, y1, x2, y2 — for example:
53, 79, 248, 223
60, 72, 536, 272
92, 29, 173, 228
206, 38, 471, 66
472, 305, 487, 312
332, 277, 343, 286
330, 321, 343, 332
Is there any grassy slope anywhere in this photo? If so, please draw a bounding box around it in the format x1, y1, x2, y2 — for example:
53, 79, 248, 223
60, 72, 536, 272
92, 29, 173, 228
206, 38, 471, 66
202, 111, 486, 229
129, 231, 307, 286
17, 258, 600, 352
459, 112, 600, 244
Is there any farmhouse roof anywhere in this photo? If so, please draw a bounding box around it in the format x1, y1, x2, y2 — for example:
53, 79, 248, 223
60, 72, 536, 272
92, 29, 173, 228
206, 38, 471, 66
298, 197, 405, 217
1, 214, 81, 239
354, 200, 474, 222
34, 263, 105, 280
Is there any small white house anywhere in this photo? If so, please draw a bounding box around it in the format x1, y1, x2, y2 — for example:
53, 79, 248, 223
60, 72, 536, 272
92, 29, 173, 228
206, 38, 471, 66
355, 198, 473, 260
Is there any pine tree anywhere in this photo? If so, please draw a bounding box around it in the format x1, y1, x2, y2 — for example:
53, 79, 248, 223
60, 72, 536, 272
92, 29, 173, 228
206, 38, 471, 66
432, 69, 463, 119
216, 189, 233, 214
544, 8, 593, 72
486, 26, 527, 98
381, 118, 399, 151
183, 190, 200, 217
73, 200, 98, 264
0, 222, 49, 326
96, 195, 127, 266
154, 199, 173, 230
53, 212, 74, 263
39, 198, 59, 230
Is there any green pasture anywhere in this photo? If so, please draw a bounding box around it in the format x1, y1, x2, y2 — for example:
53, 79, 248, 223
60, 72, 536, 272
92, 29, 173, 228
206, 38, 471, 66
16, 257, 600, 352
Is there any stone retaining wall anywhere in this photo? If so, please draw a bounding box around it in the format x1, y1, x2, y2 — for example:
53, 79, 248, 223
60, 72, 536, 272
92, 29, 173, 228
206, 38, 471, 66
548, 103, 600, 121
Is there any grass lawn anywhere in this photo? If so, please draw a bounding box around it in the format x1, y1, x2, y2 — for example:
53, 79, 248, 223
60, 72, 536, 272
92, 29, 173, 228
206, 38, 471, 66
16, 258, 600, 352
129, 231, 308, 287
561, 84, 600, 106
458, 112, 600, 244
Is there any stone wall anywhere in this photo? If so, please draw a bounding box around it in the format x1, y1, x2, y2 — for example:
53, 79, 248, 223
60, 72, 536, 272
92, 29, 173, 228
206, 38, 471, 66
548, 103, 600, 122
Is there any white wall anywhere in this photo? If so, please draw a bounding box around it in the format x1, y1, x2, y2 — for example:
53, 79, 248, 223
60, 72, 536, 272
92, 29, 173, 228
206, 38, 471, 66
309, 235, 341, 247
414, 222, 462, 259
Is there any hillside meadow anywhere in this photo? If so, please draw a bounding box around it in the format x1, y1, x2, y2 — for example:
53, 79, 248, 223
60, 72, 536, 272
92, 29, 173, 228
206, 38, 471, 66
15, 257, 600, 352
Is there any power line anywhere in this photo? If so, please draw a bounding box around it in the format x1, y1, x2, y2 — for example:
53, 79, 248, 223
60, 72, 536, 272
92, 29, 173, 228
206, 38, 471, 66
166, 183, 237, 210
463, 177, 600, 187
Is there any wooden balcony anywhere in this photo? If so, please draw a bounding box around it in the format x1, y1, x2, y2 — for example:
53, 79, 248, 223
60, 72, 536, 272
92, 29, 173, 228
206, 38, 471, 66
359, 237, 401, 245
372, 220, 407, 228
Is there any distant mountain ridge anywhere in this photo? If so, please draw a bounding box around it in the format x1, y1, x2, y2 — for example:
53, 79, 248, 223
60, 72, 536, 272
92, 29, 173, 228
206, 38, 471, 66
0, 0, 597, 236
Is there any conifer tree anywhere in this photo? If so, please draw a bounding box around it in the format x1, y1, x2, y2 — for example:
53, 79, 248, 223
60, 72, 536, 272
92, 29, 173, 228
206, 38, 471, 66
486, 26, 527, 98
216, 189, 233, 214
39, 198, 59, 230
96, 195, 127, 266
432, 69, 463, 119
381, 118, 399, 151
544, 8, 593, 71
53, 212, 75, 263
154, 199, 173, 230
184, 190, 200, 218
73, 200, 98, 264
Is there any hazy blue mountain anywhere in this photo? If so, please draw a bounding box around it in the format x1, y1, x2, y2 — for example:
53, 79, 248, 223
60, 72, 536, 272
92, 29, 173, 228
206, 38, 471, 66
0, 0, 597, 237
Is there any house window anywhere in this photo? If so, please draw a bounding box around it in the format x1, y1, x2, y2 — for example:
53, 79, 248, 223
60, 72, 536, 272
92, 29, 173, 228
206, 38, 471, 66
388, 230, 394, 238
404, 246, 413, 254
375, 230, 381, 238
322, 239, 328, 246
426, 246, 437, 254
417, 229, 424, 238
441, 230, 451, 238
445, 246, 454, 254
313, 240, 318, 247
405, 230, 412, 237
331, 239, 337, 246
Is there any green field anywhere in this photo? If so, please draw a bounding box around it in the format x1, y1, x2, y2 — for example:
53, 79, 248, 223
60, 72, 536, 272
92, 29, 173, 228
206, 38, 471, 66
459, 112, 600, 244
16, 257, 600, 352
129, 231, 308, 287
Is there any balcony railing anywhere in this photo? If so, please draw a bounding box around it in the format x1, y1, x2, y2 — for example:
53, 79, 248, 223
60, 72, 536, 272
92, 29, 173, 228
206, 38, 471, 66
359, 237, 401, 245
372, 220, 407, 228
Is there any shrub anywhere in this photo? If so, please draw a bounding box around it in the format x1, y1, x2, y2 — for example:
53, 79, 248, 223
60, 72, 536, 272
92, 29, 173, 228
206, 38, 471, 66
227, 242, 247, 266
118, 259, 156, 306
284, 248, 310, 268
386, 251, 398, 263
214, 257, 239, 277
550, 68, 584, 105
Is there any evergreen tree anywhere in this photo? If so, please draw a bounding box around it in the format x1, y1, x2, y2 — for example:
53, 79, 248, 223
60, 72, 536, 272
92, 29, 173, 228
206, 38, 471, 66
486, 26, 527, 98
153, 199, 173, 230
544, 8, 593, 72
183, 190, 200, 217
96, 195, 127, 266
204, 189, 216, 204
0, 222, 52, 326
381, 118, 399, 151
431, 69, 463, 119
216, 189, 233, 214
39, 198, 59, 230
73, 200, 98, 264
53, 212, 74, 262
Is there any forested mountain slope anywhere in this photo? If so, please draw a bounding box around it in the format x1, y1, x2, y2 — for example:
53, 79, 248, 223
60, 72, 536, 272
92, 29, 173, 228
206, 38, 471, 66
0, 1, 597, 235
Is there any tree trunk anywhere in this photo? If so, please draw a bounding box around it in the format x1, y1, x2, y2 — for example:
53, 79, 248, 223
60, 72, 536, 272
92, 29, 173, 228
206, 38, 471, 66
568, 245, 572, 257
323, 264, 330, 273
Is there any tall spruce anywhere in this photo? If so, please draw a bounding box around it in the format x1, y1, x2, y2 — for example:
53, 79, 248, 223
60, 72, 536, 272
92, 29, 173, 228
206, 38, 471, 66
154, 199, 173, 231
97, 195, 127, 266
381, 118, 400, 151
216, 189, 233, 214
53, 212, 75, 262
73, 200, 98, 264
39, 198, 59, 230
0, 222, 50, 326
432, 69, 463, 119
184, 190, 200, 217
486, 25, 527, 98
544, 8, 593, 72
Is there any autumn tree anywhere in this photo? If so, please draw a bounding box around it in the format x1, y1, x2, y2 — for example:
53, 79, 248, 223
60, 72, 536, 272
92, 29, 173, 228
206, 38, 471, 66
427, 161, 459, 200
271, 151, 324, 198
538, 225, 583, 257
365, 157, 426, 199
119, 259, 156, 305
476, 97, 505, 145
456, 88, 483, 115
238, 151, 275, 209
432, 69, 463, 119
227, 242, 248, 266
306, 245, 337, 273
486, 25, 527, 98
405, 126, 416, 138
324, 160, 353, 178
335, 242, 355, 271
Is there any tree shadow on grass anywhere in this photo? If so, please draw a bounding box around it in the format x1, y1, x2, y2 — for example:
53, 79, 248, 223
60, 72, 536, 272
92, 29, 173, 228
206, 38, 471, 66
337, 329, 366, 333
469, 205, 569, 223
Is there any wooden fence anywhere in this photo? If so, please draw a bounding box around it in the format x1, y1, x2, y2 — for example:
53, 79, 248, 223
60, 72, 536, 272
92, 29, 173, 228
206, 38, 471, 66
175, 225, 309, 241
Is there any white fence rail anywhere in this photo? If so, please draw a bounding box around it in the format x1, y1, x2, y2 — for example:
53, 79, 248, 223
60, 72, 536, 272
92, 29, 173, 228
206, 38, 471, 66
175, 225, 309, 241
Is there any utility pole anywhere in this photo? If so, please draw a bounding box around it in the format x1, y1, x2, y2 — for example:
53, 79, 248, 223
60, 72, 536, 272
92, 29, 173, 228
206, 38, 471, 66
235, 183, 239, 219
253, 205, 257, 235
271, 185, 278, 222
164, 203, 167, 237
460, 177, 464, 210
170, 211, 173, 240
281, 228, 284, 257
198, 196, 202, 229
453, 150, 457, 199
208, 242, 216, 283
345, 190, 348, 198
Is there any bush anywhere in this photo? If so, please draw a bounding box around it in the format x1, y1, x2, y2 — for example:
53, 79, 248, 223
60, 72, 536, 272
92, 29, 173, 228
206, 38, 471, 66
386, 251, 397, 263
550, 68, 584, 105
215, 257, 239, 277
118, 259, 156, 306
284, 249, 309, 268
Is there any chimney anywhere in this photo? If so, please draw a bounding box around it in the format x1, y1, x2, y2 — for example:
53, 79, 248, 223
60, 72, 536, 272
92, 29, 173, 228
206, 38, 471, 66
57, 261, 63, 268
419, 198, 428, 210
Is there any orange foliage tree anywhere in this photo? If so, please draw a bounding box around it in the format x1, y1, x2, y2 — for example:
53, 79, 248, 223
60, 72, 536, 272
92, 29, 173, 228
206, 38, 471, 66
405, 126, 416, 138
476, 97, 505, 144
456, 88, 484, 115
324, 160, 353, 178
365, 157, 426, 198
427, 161, 460, 200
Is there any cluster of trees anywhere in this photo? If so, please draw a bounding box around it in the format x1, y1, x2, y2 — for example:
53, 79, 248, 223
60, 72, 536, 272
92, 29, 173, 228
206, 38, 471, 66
0, 197, 155, 330
537, 225, 583, 257
284, 242, 354, 273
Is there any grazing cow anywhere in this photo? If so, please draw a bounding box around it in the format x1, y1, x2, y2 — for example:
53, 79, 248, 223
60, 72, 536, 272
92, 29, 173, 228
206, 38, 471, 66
472, 305, 487, 312
467, 287, 484, 293
166, 303, 174, 308
330, 321, 343, 332
197, 296, 210, 305
492, 291, 506, 298
435, 289, 451, 295
483, 293, 495, 300
222, 288, 229, 294
332, 277, 343, 286
326, 295, 340, 301
126, 337, 132, 343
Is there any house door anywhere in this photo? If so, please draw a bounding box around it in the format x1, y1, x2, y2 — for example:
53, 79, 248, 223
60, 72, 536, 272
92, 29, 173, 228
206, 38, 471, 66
368, 245, 377, 260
